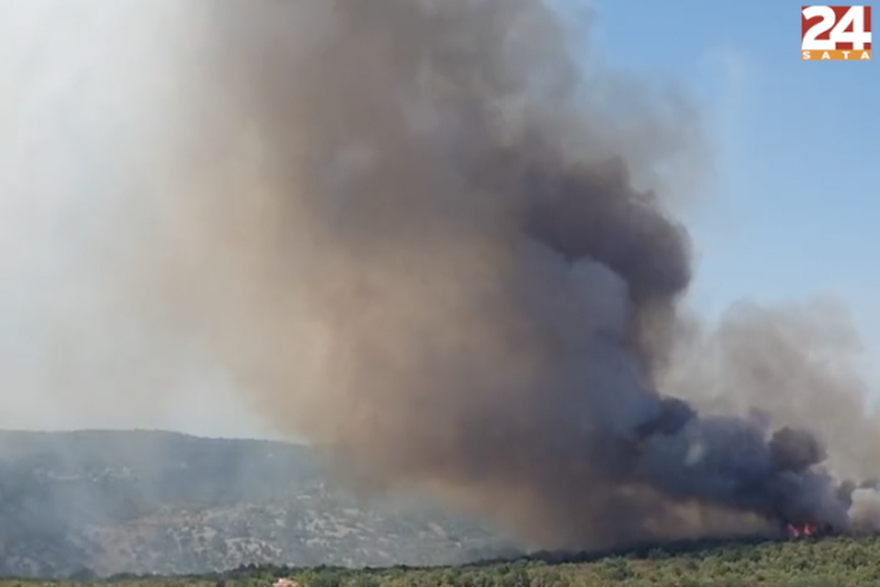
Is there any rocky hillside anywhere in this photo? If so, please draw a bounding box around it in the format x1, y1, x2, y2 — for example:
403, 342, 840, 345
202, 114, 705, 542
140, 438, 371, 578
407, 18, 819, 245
0, 430, 514, 578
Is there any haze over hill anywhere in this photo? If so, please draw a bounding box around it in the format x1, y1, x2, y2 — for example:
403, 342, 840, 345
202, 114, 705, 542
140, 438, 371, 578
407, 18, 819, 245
0, 430, 511, 578
0, 0, 878, 564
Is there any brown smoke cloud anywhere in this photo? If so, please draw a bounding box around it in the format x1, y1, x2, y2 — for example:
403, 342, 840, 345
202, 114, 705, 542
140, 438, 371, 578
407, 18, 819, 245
90, 0, 880, 550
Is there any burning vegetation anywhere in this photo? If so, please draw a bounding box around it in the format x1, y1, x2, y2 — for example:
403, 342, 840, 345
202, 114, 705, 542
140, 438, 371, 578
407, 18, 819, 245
51, 0, 880, 554
785, 522, 824, 539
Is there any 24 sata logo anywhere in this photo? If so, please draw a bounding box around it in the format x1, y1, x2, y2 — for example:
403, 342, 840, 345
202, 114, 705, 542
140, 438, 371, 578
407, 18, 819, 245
802, 5, 872, 60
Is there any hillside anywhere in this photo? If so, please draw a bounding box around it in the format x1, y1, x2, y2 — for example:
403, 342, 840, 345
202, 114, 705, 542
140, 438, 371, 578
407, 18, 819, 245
4, 535, 880, 586
3, 430, 878, 585
0, 430, 513, 578
210, 536, 880, 585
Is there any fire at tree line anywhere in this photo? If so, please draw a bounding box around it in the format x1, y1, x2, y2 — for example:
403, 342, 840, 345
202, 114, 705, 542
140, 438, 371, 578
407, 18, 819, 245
5, 0, 880, 584
3, 430, 880, 587
84, 0, 880, 551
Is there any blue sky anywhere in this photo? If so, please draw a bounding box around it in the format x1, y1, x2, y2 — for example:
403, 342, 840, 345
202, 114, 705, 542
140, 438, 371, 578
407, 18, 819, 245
581, 0, 879, 380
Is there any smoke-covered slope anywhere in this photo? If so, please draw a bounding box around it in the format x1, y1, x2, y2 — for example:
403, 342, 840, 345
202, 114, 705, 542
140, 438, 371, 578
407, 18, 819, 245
2, 0, 879, 562
0, 430, 507, 578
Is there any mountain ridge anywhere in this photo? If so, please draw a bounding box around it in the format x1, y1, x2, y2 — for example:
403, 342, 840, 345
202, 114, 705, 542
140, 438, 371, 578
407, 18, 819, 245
0, 429, 512, 578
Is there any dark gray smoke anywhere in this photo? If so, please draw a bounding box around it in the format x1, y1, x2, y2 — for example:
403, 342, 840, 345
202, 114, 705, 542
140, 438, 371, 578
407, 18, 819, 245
93, 0, 880, 550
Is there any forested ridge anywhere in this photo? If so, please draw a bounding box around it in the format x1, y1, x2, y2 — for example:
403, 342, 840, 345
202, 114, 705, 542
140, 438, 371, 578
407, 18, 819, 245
5, 535, 880, 587
3, 429, 879, 584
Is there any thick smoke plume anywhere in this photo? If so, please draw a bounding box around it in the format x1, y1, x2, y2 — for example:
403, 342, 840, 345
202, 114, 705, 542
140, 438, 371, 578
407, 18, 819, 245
84, 0, 880, 550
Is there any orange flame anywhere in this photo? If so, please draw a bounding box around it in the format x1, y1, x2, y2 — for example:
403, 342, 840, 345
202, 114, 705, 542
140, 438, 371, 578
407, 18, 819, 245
787, 522, 818, 539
